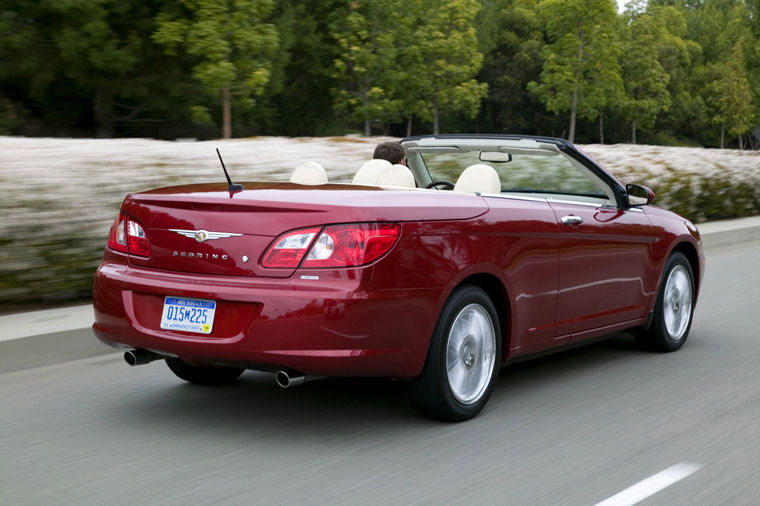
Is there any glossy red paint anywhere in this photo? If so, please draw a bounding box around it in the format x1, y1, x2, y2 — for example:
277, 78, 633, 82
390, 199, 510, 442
92, 139, 703, 385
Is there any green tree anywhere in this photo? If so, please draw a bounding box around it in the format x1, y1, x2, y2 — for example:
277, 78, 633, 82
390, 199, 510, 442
619, 5, 672, 144
411, 0, 488, 134
0, 2, 52, 132
154, 0, 278, 139
680, 0, 759, 148
331, 0, 407, 137
645, 3, 706, 145
392, 0, 428, 136
707, 40, 755, 148
528, 0, 621, 142
252, 0, 346, 136
477, 0, 547, 135
0, 0, 178, 137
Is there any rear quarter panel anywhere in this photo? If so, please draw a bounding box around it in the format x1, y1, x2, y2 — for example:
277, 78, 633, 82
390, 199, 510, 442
371, 195, 560, 367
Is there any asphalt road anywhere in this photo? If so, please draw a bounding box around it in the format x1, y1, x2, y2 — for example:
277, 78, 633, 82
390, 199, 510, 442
2, 240, 759, 505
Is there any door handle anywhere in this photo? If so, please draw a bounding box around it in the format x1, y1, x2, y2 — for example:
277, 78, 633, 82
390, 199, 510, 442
561, 215, 583, 225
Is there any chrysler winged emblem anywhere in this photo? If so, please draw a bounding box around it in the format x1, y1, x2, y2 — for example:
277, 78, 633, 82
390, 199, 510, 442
169, 229, 243, 243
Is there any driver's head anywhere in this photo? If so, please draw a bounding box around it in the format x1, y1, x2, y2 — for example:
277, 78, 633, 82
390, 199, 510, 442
373, 141, 406, 165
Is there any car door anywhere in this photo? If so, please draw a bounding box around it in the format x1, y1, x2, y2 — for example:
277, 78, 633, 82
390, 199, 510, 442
549, 200, 658, 339
492, 146, 659, 341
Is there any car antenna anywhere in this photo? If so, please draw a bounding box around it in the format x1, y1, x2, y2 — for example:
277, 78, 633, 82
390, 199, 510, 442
216, 148, 244, 194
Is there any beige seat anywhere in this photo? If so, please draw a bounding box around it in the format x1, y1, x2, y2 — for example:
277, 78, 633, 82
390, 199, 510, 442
453, 164, 501, 194
290, 161, 328, 185
352, 159, 392, 185
376, 164, 416, 188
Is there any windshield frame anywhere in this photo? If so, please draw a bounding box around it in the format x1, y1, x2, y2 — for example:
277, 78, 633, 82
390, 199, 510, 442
401, 135, 626, 208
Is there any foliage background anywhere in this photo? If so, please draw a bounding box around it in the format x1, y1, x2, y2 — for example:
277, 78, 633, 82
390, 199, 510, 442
1, 0, 759, 147
1, 0, 758, 311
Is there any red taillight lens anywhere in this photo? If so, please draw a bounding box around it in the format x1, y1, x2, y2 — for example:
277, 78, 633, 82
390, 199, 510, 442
302, 223, 400, 268
127, 219, 150, 257
107, 212, 150, 257
262, 223, 400, 269
107, 212, 127, 253
261, 227, 321, 268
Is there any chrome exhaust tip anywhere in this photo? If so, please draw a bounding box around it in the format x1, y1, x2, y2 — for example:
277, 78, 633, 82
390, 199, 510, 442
124, 348, 162, 366
275, 370, 306, 388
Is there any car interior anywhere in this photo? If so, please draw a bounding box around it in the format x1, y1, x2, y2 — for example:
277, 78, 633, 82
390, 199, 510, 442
288, 138, 616, 206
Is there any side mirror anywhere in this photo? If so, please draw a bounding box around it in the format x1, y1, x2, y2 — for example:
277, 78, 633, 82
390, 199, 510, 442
626, 184, 655, 206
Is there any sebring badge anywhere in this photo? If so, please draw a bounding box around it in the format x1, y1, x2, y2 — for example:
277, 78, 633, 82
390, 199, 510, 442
169, 229, 242, 243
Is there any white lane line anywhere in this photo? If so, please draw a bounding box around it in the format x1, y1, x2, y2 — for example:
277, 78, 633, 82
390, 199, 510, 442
594, 462, 702, 506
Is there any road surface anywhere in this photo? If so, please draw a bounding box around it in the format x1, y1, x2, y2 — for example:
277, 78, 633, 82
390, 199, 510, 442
2, 240, 759, 505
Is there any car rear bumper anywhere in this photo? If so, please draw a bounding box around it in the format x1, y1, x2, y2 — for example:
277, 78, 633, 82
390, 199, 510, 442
92, 258, 439, 379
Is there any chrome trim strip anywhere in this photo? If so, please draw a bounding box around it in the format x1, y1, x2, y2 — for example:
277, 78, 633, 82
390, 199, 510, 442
483, 193, 615, 208
481, 193, 547, 203
546, 197, 613, 208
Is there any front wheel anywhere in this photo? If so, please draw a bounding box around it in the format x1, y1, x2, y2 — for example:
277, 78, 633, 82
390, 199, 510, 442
410, 285, 501, 422
166, 358, 245, 385
636, 251, 695, 352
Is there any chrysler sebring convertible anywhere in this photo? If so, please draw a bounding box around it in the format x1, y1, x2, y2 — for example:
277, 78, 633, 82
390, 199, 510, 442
93, 134, 703, 421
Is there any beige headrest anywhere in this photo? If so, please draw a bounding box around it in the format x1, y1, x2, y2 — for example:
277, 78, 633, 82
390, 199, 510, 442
454, 164, 501, 194
352, 159, 392, 185
290, 161, 328, 185
376, 164, 416, 188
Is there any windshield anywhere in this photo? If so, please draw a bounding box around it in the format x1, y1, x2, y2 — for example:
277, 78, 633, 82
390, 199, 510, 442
418, 150, 613, 202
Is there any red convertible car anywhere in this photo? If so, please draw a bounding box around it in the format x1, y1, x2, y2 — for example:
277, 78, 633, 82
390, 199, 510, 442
93, 135, 703, 421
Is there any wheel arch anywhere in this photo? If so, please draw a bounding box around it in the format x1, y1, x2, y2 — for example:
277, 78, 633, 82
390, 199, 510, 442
670, 240, 701, 295
455, 272, 511, 362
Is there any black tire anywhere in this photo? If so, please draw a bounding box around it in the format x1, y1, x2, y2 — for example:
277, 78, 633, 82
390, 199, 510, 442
410, 285, 502, 422
166, 357, 245, 385
635, 251, 695, 352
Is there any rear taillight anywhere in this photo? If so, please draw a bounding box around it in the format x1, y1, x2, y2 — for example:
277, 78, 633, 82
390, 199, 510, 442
107, 212, 150, 257
302, 223, 400, 268
261, 223, 400, 269
127, 220, 150, 257
107, 212, 127, 253
261, 227, 321, 268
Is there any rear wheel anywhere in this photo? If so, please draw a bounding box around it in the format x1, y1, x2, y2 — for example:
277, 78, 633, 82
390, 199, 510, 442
410, 285, 501, 422
166, 358, 244, 385
636, 251, 695, 352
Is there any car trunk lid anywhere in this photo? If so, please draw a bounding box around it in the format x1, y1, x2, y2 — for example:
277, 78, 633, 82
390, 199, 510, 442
120, 182, 487, 278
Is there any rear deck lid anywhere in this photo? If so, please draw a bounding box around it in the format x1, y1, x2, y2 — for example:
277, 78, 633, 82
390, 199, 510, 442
120, 182, 487, 278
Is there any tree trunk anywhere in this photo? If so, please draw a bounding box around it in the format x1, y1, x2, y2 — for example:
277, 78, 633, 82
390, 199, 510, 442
433, 99, 440, 135
568, 93, 578, 142
222, 86, 231, 139
362, 87, 371, 137
94, 88, 114, 138
598, 108, 604, 144
406, 116, 412, 137
568, 87, 578, 143
738, 134, 744, 150
720, 122, 725, 149
631, 119, 637, 145
568, 37, 584, 144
